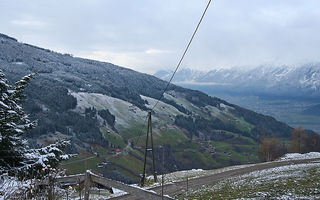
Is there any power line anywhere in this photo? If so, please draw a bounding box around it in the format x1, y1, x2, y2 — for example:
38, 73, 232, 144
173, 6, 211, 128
151, 0, 212, 111
132, 114, 148, 147
134, 0, 212, 173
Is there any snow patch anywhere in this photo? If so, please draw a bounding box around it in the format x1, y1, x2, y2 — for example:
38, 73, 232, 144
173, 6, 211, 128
279, 152, 320, 161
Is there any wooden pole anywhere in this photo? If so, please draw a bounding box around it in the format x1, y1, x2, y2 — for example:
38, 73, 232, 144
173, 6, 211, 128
140, 111, 158, 186
84, 170, 90, 200
66, 189, 69, 200
150, 112, 157, 182
161, 146, 164, 200
298, 132, 301, 153
48, 176, 54, 200
186, 176, 189, 193
140, 113, 150, 186
78, 177, 82, 200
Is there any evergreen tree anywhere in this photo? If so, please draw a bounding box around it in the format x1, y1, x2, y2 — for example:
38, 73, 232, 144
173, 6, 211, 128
0, 70, 71, 179
24, 140, 71, 176
0, 70, 37, 172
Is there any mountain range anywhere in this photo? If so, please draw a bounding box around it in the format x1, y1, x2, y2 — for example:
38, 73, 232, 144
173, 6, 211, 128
0, 33, 301, 183
155, 65, 320, 99
155, 66, 320, 134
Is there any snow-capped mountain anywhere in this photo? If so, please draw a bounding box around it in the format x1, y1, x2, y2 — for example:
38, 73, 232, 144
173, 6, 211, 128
154, 64, 320, 98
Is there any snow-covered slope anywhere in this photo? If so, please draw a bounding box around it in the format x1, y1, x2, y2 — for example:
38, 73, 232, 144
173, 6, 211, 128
0, 32, 307, 183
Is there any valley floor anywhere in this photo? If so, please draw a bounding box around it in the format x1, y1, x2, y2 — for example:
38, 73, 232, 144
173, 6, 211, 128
216, 94, 320, 134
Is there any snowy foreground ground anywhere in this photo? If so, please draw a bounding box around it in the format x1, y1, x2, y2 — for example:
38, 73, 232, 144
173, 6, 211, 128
1, 152, 320, 199
176, 152, 320, 200
177, 162, 320, 199
279, 152, 320, 161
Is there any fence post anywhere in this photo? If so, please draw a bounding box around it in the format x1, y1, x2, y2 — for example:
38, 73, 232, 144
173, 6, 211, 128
78, 177, 82, 200
48, 176, 54, 200
84, 170, 91, 200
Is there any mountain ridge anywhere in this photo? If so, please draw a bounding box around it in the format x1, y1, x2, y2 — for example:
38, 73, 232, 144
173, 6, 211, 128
0, 33, 300, 182
155, 65, 320, 99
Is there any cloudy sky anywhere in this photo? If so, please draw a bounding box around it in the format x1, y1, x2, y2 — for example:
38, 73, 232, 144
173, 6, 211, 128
1, 0, 320, 73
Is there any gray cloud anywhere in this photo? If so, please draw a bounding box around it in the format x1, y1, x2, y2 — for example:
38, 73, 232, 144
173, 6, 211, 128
1, 0, 319, 73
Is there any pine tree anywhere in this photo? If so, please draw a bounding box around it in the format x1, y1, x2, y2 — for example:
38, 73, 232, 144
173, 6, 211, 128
0, 70, 37, 172
0, 70, 72, 179
24, 140, 71, 175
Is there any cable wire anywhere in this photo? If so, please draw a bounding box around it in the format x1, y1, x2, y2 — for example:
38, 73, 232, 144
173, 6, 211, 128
151, 0, 212, 111
132, 114, 149, 147
134, 0, 212, 160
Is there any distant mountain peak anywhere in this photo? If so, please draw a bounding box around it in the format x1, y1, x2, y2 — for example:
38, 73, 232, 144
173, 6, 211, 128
154, 64, 320, 98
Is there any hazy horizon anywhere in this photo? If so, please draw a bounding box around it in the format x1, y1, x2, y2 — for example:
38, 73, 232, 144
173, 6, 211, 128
1, 0, 320, 74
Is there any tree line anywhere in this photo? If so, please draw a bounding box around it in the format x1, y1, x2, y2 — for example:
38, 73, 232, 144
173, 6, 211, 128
259, 126, 320, 162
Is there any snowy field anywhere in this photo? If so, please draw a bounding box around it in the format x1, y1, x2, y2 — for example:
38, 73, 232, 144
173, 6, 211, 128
143, 152, 320, 188
177, 161, 320, 199
0, 165, 253, 199
0, 174, 125, 200
71, 92, 186, 130
142, 164, 254, 188
279, 152, 320, 161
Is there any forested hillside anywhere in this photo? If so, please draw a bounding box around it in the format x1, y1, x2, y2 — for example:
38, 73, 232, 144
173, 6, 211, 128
0, 33, 298, 182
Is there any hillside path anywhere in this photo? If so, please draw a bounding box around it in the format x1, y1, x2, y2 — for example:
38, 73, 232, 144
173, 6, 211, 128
59, 156, 95, 166
110, 158, 320, 200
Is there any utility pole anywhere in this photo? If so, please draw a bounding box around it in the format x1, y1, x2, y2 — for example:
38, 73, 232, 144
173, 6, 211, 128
84, 171, 90, 200
150, 112, 157, 183
186, 176, 189, 194
161, 146, 165, 199
140, 111, 157, 186
298, 131, 301, 153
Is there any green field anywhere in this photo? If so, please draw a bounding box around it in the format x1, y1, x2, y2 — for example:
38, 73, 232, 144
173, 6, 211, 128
60, 114, 260, 182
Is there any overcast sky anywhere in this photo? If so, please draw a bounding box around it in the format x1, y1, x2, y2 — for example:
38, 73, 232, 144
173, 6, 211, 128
1, 0, 320, 73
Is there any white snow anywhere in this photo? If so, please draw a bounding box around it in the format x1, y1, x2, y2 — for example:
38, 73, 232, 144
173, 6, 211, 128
279, 152, 320, 161
71, 91, 188, 131
12, 62, 24, 65
219, 103, 234, 111
60, 154, 69, 160
139, 164, 254, 189
181, 162, 320, 199
0, 175, 34, 200
71, 92, 147, 129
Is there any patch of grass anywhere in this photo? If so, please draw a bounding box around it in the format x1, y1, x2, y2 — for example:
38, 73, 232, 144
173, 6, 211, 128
153, 129, 188, 147
103, 132, 126, 149
120, 124, 145, 141
108, 150, 153, 181
238, 135, 255, 144
62, 156, 104, 175
61, 145, 111, 175
61, 156, 82, 164
110, 154, 142, 173
176, 150, 204, 167
116, 167, 139, 181
211, 141, 259, 164
235, 116, 254, 133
